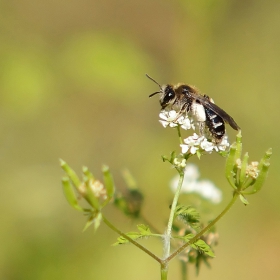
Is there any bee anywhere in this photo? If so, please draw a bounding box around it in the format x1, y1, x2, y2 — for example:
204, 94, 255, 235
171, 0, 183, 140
146, 74, 240, 143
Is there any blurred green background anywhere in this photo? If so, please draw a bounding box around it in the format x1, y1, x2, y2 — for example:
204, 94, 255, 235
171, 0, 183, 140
1, 0, 279, 279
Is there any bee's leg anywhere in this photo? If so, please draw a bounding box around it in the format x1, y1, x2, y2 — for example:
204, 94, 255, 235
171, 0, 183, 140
174, 103, 188, 121
198, 122, 205, 136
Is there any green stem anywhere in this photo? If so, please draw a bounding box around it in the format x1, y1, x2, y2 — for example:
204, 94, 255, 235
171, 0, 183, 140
166, 191, 239, 262
163, 171, 185, 259
177, 126, 183, 144
102, 214, 162, 264
161, 266, 168, 280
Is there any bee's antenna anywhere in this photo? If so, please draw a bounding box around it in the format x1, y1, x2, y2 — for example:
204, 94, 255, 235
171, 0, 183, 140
149, 91, 160, 98
145, 73, 161, 88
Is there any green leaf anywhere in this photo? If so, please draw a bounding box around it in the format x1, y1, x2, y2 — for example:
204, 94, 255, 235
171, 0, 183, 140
189, 239, 215, 257
161, 155, 168, 162
170, 151, 176, 163
113, 224, 152, 246
183, 233, 195, 242
102, 165, 115, 205
113, 232, 142, 246
62, 177, 85, 212
174, 205, 200, 230
137, 224, 151, 235
60, 159, 81, 188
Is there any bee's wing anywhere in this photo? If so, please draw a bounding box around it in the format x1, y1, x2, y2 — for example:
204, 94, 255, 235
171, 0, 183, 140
193, 94, 240, 131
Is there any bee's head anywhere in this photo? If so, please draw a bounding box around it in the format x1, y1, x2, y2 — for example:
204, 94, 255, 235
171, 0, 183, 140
146, 74, 176, 109
159, 84, 176, 109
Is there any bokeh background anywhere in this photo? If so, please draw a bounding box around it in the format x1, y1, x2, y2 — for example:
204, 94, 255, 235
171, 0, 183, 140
1, 0, 279, 279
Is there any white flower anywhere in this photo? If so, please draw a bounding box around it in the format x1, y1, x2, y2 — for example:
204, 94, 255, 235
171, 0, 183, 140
214, 136, 230, 152
159, 110, 195, 131
184, 163, 200, 181
200, 138, 215, 153
170, 164, 222, 204
181, 133, 230, 155
194, 180, 222, 204
159, 110, 179, 128
180, 133, 203, 154
177, 116, 195, 131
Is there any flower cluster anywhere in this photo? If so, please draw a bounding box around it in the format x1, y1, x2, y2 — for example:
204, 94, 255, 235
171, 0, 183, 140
159, 110, 195, 130
159, 110, 230, 155
180, 134, 229, 155
89, 179, 108, 200
170, 164, 222, 204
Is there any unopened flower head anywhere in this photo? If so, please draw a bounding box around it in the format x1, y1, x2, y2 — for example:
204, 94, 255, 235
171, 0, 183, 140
173, 158, 187, 168
246, 161, 259, 179
89, 179, 108, 200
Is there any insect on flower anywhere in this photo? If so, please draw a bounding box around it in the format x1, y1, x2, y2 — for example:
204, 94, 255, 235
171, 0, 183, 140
146, 74, 240, 143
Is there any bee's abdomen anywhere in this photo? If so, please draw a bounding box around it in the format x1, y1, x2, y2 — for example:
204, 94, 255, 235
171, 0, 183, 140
204, 108, 225, 141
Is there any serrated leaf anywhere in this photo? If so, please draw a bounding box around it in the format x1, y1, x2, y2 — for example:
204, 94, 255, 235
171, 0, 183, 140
174, 205, 200, 230
137, 224, 151, 235
194, 239, 215, 257
113, 232, 142, 246
113, 224, 152, 246
183, 233, 195, 242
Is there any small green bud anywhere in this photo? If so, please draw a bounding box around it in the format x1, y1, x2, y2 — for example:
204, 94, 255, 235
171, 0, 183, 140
225, 143, 238, 189
239, 153, 249, 186
102, 165, 115, 206
62, 177, 84, 212
82, 179, 100, 210
250, 162, 270, 194
235, 130, 243, 160
82, 166, 95, 181
60, 159, 81, 188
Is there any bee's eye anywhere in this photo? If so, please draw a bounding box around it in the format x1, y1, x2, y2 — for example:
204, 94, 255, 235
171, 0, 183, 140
163, 86, 175, 102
